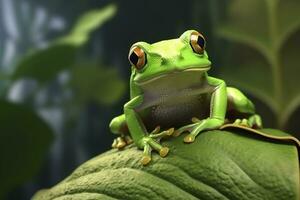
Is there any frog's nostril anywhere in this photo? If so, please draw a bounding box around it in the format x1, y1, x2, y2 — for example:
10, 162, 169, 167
161, 54, 183, 66
161, 58, 168, 66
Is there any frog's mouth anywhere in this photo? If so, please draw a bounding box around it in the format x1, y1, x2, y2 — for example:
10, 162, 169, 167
135, 66, 211, 86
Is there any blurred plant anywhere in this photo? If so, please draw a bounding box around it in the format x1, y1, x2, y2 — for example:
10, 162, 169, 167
0, 4, 124, 199
0, 0, 66, 71
12, 4, 117, 84
0, 100, 53, 199
70, 64, 125, 105
217, 0, 300, 130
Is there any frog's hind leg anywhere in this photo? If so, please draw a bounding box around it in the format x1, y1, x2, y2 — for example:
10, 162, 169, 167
226, 87, 262, 128
109, 114, 133, 149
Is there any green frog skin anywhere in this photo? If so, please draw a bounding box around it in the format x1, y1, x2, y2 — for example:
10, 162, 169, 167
109, 30, 262, 165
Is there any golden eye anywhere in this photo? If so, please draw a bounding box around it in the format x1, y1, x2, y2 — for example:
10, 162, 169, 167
128, 46, 147, 70
190, 31, 206, 54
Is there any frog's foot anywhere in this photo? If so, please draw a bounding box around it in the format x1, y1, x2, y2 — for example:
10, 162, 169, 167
112, 135, 133, 149
140, 127, 174, 166
149, 126, 175, 139
173, 117, 204, 138
233, 118, 250, 127
233, 114, 263, 129
174, 117, 224, 143
173, 119, 199, 137
183, 118, 224, 143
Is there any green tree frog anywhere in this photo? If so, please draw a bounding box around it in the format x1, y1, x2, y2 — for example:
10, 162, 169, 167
109, 30, 262, 165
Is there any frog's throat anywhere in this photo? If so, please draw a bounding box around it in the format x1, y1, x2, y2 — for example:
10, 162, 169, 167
135, 66, 210, 85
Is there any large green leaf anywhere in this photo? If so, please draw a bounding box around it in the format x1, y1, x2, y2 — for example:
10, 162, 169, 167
277, 0, 300, 47
217, 0, 271, 59
70, 64, 126, 105
217, 0, 300, 127
280, 32, 300, 127
0, 100, 53, 199
12, 4, 117, 83
32, 129, 299, 200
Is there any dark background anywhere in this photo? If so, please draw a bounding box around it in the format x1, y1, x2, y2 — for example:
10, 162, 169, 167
0, 0, 299, 199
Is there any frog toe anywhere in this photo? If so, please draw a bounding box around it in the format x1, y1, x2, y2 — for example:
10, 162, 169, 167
173, 124, 196, 137
241, 119, 250, 127
233, 119, 241, 125
159, 147, 169, 157
141, 155, 152, 165
112, 136, 130, 149
116, 137, 127, 149
111, 139, 117, 148
248, 114, 263, 128
149, 127, 174, 139
124, 135, 133, 145
184, 134, 196, 143
139, 137, 170, 165
234, 118, 250, 127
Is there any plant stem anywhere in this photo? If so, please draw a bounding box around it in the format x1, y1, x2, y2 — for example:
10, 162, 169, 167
267, 0, 283, 128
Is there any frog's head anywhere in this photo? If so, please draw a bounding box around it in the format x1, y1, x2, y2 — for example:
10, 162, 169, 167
128, 30, 211, 84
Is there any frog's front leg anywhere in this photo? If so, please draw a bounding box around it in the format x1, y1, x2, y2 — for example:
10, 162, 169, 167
124, 96, 174, 165
176, 77, 227, 143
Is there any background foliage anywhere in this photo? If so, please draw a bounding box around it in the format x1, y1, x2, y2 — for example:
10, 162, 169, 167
0, 0, 299, 199
217, 0, 300, 129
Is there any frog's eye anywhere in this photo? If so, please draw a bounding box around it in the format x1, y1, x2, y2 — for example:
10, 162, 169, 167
190, 31, 206, 54
128, 46, 147, 70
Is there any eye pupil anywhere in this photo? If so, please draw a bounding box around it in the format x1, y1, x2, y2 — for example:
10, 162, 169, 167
197, 36, 205, 48
129, 52, 139, 65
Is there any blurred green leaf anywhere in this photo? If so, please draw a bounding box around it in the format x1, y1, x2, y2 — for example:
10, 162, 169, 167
70, 64, 126, 105
220, 49, 278, 112
217, 0, 271, 60
12, 45, 77, 83
0, 72, 9, 81
280, 33, 300, 126
217, 0, 300, 128
277, 0, 300, 47
217, 25, 271, 62
12, 4, 117, 83
0, 100, 53, 199
68, 4, 117, 45
58, 4, 117, 46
